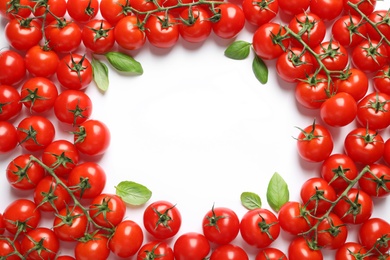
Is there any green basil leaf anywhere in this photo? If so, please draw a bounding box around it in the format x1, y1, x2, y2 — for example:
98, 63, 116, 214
241, 192, 262, 210
91, 58, 109, 92
105, 51, 143, 75
115, 181, 152, 206
266, 172, 289, 213
252, 55, 268, 84
224, 40, 251, 60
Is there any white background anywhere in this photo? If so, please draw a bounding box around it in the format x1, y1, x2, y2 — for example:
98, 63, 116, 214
1, 1, 390, 259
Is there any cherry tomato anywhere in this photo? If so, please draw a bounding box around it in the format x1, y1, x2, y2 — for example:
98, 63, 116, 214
56, 53, 93, 90
42, 139, 79, 177
20, 77, 58, 113
210, 244, 248, 260
109, 220, 144, 258
356, 92, 390, 131
309, 0, 343, 21
256, 248, 287, 260
343, 0, 376, 17
68, 162, 106, 199
33, 176, 71, 212
312, 40, 349, 74
278, 201, 314, 236
100, 0, 130, 25
295, 74, 332, 109
242, 0, 278, 27
114, 15, 146, 50
335, 242, 370, 260
344, 127, 384, 165
276, 47, 314, 83
0, 85, 22, 121
331, 15, 367, 48
137, 241, 174, 260
145, 12, 179, 49
173, 232, 210, 260
33, 0, 66, 23
130, 0, 161, 17
374, 65, 390, 95
45, 20, 82, 53
82, 19, 115, 54
320, 92, 357, 127
358, 218, 390, 255
240, 208, 280, 248
352, 39, 388, 74
89, 193, 126, 228
20, 227, 60, 260
278, 0, 310, 16
212, 3, 245, 39
316, 213, 348, 249
6, 153, 45, 190
366, 10, 390, 41
0, 50, 26, 86
5, 18, 42, 51
296, 121, 334, 162
3, 199, 41, 234
359, 163, 390, 198
67, 0, 99, 23
288, 12, 326, 48
334, 67, 368, 102
53, 205, 88, 241
75, 233, 110, 260
178, 6, 212, 43
143, 200, 182, 240
0, 237, 21, 260
73, 119, 111, 156
0, 121, 18, 153
0, 0, 34, 19
17, 115, 55, 152
24, 45, 60, 78
288, 236, 323, 260
202, 206, 240, 245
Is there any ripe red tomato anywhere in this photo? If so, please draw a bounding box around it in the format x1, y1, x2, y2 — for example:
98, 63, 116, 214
209, 244, 248, 260
5, 18, 42, 51
6, 153, 45, 190
75, 233, 110, 260
316, 213, 348, 249
53, 89, 92, 125
252, 22, 290, 60
109, 220, 144, 258
320, 92, 357, 127
3, 199, 41, 234
288, 12, 326, 48
137, 241, 174, 260
331, 15, 367, 48
276, 47, 314, 83
0, 50, 26, 86
0, 0, 34, 19
42, 139, 79, 177
82, 19, 115, 54
20, 227, 60, 260
359, 163, 390, 198
67, 0, 99, 23
24, 45, 60, 78
53, 206, 88, 241
178, 6, 212, 43
17, 115, 55, 152
114, 15, 146, 50
335, 242, 370, 260
202, 206, 240, 245
73, 119, 111, 156
309, 0, 343, 21
242, 0, 278, 27
173, 232, 210, 260
68, 162, 106, 199
343, 0, 376, 17
278, 201, 314, 236
256, 247, 287, 260
358, 218, 390, 255
100, 0, 130, 25
33, 0, 66, 23
0, 84, 22, 121
145, 12, 179, 49
33, 176, 71, 212
20, 77, 58, 113
312, 40, 349, 74
56, 53, 93, 90
334, 67, 368, 102
130, 0, 161, 16
212, 3, 245, 39
89, 193, 126, 228
352, 39, 388, 74
0, 121, 18, 153
278, 0, 310, 16
320, 153, 358, 192
373, 65, 390, 95
344, 127, 384, 165
295, 74, 331, 110
0, 237, 21, 260
296, 121, 334, 162
288, 236, 323, 260
366, 10, 390, 41
300, 177, 337, 215
45, 20, 82, 53
240, 208, 280, 248
356, 92, 390, 131
143, 200, 182, 240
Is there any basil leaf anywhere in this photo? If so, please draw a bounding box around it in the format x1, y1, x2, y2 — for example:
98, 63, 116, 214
91, 58, 109, 92
224, 40, 251, 60
266, 172, 289, 213
241, 192, 262, 210
115, 181, 152, 206
105, 51, 143, 75
252, 55, 268, 84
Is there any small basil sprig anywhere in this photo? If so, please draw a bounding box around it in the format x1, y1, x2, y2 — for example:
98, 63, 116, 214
91, 57, 109, 92
105, 51, 143, 75
241, 192, 262, 210
115, 181, 152, 206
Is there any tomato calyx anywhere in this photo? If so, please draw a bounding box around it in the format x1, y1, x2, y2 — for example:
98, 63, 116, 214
71, 176, 91, 199
317, 38, 343, 60
83, 0, 98, 18
362, 40, 386, 66
23, 234, 53, 258
36, 183, 59, 210
295, 12, 317, 38
20, 88, 48, 113
295, 120, 323, 142
139, 242, 165, 260
66, 54, 90, 83
53, 205, 82, 227
329, 165, 353, 186
351, 126, 381, 145
87, 20, 114, 42
5, 0, 26, 15
287, 49, 309, 67
341, 190, 364, 222
256, 213, 278, 241
45, 151, 76, 171
153, 204, 176, 230
17, 125, 42, 148
318, 216, 345, 238
362, 92, 390, 114
8, 160, 33, 185
203, 205, 226, 231
253, 0, 277, 11
72, 125, 87, 143
271, 26, 289, 51
179, 8, 199, 26
365, 171, 390, 196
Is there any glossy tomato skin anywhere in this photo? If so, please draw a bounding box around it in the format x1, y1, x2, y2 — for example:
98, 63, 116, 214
252, 22, 290, 60
82, 19, 115, 54
332, 15, 367, 48
20, 77, 58, 113
212, 3, 245, 39
56, 54, 93, 90
109, 220, 144, 258
352, 40, 388, 74
309, 0, 343, 22
89, 193, 126, 228
17, 115, 55, 152
358, 218, 390, 255
256, 247, 287, 260
312, 40, 349, 74
6, 153, 45, 190
242, 0, 278, 27
179, 6, 212, 43
356, 92, 390, 131
143, 200, 182, 240
359, 163, 390, 198
202, 206, 240, 245
145, 12, 179, 49
343, 0, 376, 17
75, 233, 110, 260
344, 127, 384, 165
42, 139, 79, 177
288, 12, 326, 48
54, 89, 92, 125
295, 74, 331, 109
278, 201, 314, 236
316, 213, 348, 250
335, 242, 370, 260
288, 236, 323, 260
137, 241, 174, 260
20, 227, 60, 260
0, 84, 22, 120
0, 237, 21, 260
278, 0, 310, 16
45, 20, 82, 53
209, 244, 248, 260
334, 67, 368, 102
25, 45, 60, 78
3, 199, 41, 234
296, 122, 334, 163
276, 47, 314, 83
33, 0, 66, 23
0, 121, 18, 153
0, 0, 34, 19
366, 10, 390, 41
53, 206, 88, 241
173, 232, 210, 260
114, 15, 146, 50
0, 50, 26, 86
73, 119, 111, 156
67, 0, 99, 23
240, 208, 280, 248
5, 18, 42, 51
373, 65, 390, 95
320, 92, 357, 127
